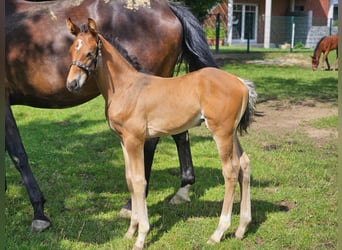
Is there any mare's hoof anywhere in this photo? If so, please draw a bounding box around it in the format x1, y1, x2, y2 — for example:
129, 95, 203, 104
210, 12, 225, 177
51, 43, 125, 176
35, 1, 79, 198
118, 207, 132, 218
169, 184, 191, 205
31, 219, 51, 232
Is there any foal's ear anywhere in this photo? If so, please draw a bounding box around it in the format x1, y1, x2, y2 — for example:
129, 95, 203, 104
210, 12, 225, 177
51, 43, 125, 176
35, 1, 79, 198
88, 18, 98, 35
66, 18, 80, 36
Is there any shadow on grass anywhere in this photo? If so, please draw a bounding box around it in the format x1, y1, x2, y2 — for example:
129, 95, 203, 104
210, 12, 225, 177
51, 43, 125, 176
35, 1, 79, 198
6, 114, 288, 246
255, 76, 337, 102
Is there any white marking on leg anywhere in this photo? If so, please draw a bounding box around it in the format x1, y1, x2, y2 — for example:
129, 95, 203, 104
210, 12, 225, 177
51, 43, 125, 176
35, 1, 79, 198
208, 214, 232, 244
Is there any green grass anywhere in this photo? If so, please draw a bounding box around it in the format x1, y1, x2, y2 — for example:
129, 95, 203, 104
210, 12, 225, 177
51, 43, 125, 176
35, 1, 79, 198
225, 63, 337, 102
308, 116, 338, 129
5, 50, 338, 249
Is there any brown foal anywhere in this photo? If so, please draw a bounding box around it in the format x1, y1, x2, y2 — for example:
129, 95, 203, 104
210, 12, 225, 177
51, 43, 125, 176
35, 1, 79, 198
66, 18, 257, 250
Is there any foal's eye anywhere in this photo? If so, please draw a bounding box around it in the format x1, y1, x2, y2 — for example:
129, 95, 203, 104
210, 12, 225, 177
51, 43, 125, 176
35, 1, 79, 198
86, 52, 93, 58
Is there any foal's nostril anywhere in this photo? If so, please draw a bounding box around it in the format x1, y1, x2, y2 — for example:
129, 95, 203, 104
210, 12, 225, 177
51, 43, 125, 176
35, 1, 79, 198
67, 80, 79, 92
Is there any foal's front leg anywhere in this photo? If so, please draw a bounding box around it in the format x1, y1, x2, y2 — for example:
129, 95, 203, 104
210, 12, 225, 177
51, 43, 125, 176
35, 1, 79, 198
121, 138, 150, 250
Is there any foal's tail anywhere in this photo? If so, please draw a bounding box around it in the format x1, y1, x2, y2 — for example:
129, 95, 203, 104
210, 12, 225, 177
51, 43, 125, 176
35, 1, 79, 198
238, 79, 258, 134
168, 2, 218, 72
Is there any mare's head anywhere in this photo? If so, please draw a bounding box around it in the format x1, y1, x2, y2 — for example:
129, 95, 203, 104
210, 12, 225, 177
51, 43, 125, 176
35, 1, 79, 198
66, 18, 101, 92
311, 56, 319, 71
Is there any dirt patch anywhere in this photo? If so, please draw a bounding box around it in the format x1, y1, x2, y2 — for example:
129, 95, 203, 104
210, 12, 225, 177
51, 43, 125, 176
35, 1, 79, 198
245, 54, 312, 68
214, 52, 337, 143
214, 52, 313, 68
250, 99, 337, 142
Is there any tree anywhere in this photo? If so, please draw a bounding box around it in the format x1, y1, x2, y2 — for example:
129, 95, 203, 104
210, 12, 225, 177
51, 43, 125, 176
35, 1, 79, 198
172, 0, 225, 22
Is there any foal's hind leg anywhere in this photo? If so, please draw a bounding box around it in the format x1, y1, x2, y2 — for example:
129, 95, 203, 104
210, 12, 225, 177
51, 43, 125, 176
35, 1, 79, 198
208, 132, 239, 244
235, 138, 251, 239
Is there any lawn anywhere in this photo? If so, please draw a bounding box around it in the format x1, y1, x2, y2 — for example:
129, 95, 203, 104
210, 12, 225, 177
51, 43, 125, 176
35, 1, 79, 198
5, 49, 338, 249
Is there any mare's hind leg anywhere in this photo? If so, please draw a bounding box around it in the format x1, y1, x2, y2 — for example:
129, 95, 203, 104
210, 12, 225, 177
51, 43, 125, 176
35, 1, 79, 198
170, 131, 195, 204
5, 100, 50, 232
334, 50, 338, 70
235, 138, 251, 239
208, 131, 239, 244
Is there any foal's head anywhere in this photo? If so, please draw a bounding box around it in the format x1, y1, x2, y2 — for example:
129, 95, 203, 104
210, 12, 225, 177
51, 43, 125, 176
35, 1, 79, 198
66, 18, 101, 92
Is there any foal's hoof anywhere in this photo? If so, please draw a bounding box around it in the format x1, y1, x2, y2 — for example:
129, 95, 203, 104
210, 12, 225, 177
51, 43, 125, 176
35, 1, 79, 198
235, 228, 245, 239
206, 237, 219, 245
31, 219, 51, 232
118, 207, 132, 218
124, 230, 134, 239
133, 244, 143, 250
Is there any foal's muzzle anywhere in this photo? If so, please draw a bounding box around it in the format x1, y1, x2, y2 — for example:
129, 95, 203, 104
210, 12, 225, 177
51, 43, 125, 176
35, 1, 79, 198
66, 79, 81, 92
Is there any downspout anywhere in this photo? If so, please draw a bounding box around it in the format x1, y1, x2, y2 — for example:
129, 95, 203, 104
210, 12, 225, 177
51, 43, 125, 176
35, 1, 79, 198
227, 0, 233, 46
264, 0, 272, 48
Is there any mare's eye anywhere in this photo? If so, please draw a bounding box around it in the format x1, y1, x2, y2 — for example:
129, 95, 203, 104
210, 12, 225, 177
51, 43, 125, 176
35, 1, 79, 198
86, 52, 94, 58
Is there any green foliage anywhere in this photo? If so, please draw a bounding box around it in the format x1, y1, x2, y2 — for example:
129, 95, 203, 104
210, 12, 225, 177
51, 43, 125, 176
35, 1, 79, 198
205, 24, 226, 38
171, 0, 224, 22
294, 41, 304, 49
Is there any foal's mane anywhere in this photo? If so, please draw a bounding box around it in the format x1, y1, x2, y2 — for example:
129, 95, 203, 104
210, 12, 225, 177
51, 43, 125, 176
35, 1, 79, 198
80, 23, 147, 73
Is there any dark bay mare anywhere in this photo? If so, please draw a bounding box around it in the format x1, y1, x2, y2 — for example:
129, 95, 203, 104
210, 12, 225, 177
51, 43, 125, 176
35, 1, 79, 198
5, 0, 218, 232
311, 34, 338, 71
66, 18, 256, 249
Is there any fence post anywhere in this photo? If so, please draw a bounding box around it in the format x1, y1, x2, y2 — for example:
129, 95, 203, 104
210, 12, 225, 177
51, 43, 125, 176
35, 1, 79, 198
215, 13, 220, 53
247, 14, 252, 53
290, 16, 295, 53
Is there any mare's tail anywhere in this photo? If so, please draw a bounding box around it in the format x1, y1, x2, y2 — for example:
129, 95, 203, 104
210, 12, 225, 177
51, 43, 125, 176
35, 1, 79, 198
238, 79, 258, 134
168, 2, 218, 72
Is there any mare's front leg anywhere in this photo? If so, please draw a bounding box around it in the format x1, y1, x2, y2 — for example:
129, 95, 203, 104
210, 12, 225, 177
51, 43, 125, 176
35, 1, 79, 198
5, 101, 50, 232
121, 137, 150, 250
170, 131, 195, 204
323, 52, 331, 70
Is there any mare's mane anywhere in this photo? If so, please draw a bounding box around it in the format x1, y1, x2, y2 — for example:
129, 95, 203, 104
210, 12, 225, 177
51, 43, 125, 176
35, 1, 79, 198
314, 36, 327, 54
80, 23, 147, 73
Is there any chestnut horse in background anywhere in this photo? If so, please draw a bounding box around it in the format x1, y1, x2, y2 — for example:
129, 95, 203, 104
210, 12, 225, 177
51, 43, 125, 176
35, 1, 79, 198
5, 0, 218, 232
66, 18, 257, 249
311, 34, 338, 71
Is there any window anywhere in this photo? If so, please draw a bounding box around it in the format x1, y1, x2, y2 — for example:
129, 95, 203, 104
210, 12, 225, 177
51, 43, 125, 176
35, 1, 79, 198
233, 4, 258, 41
